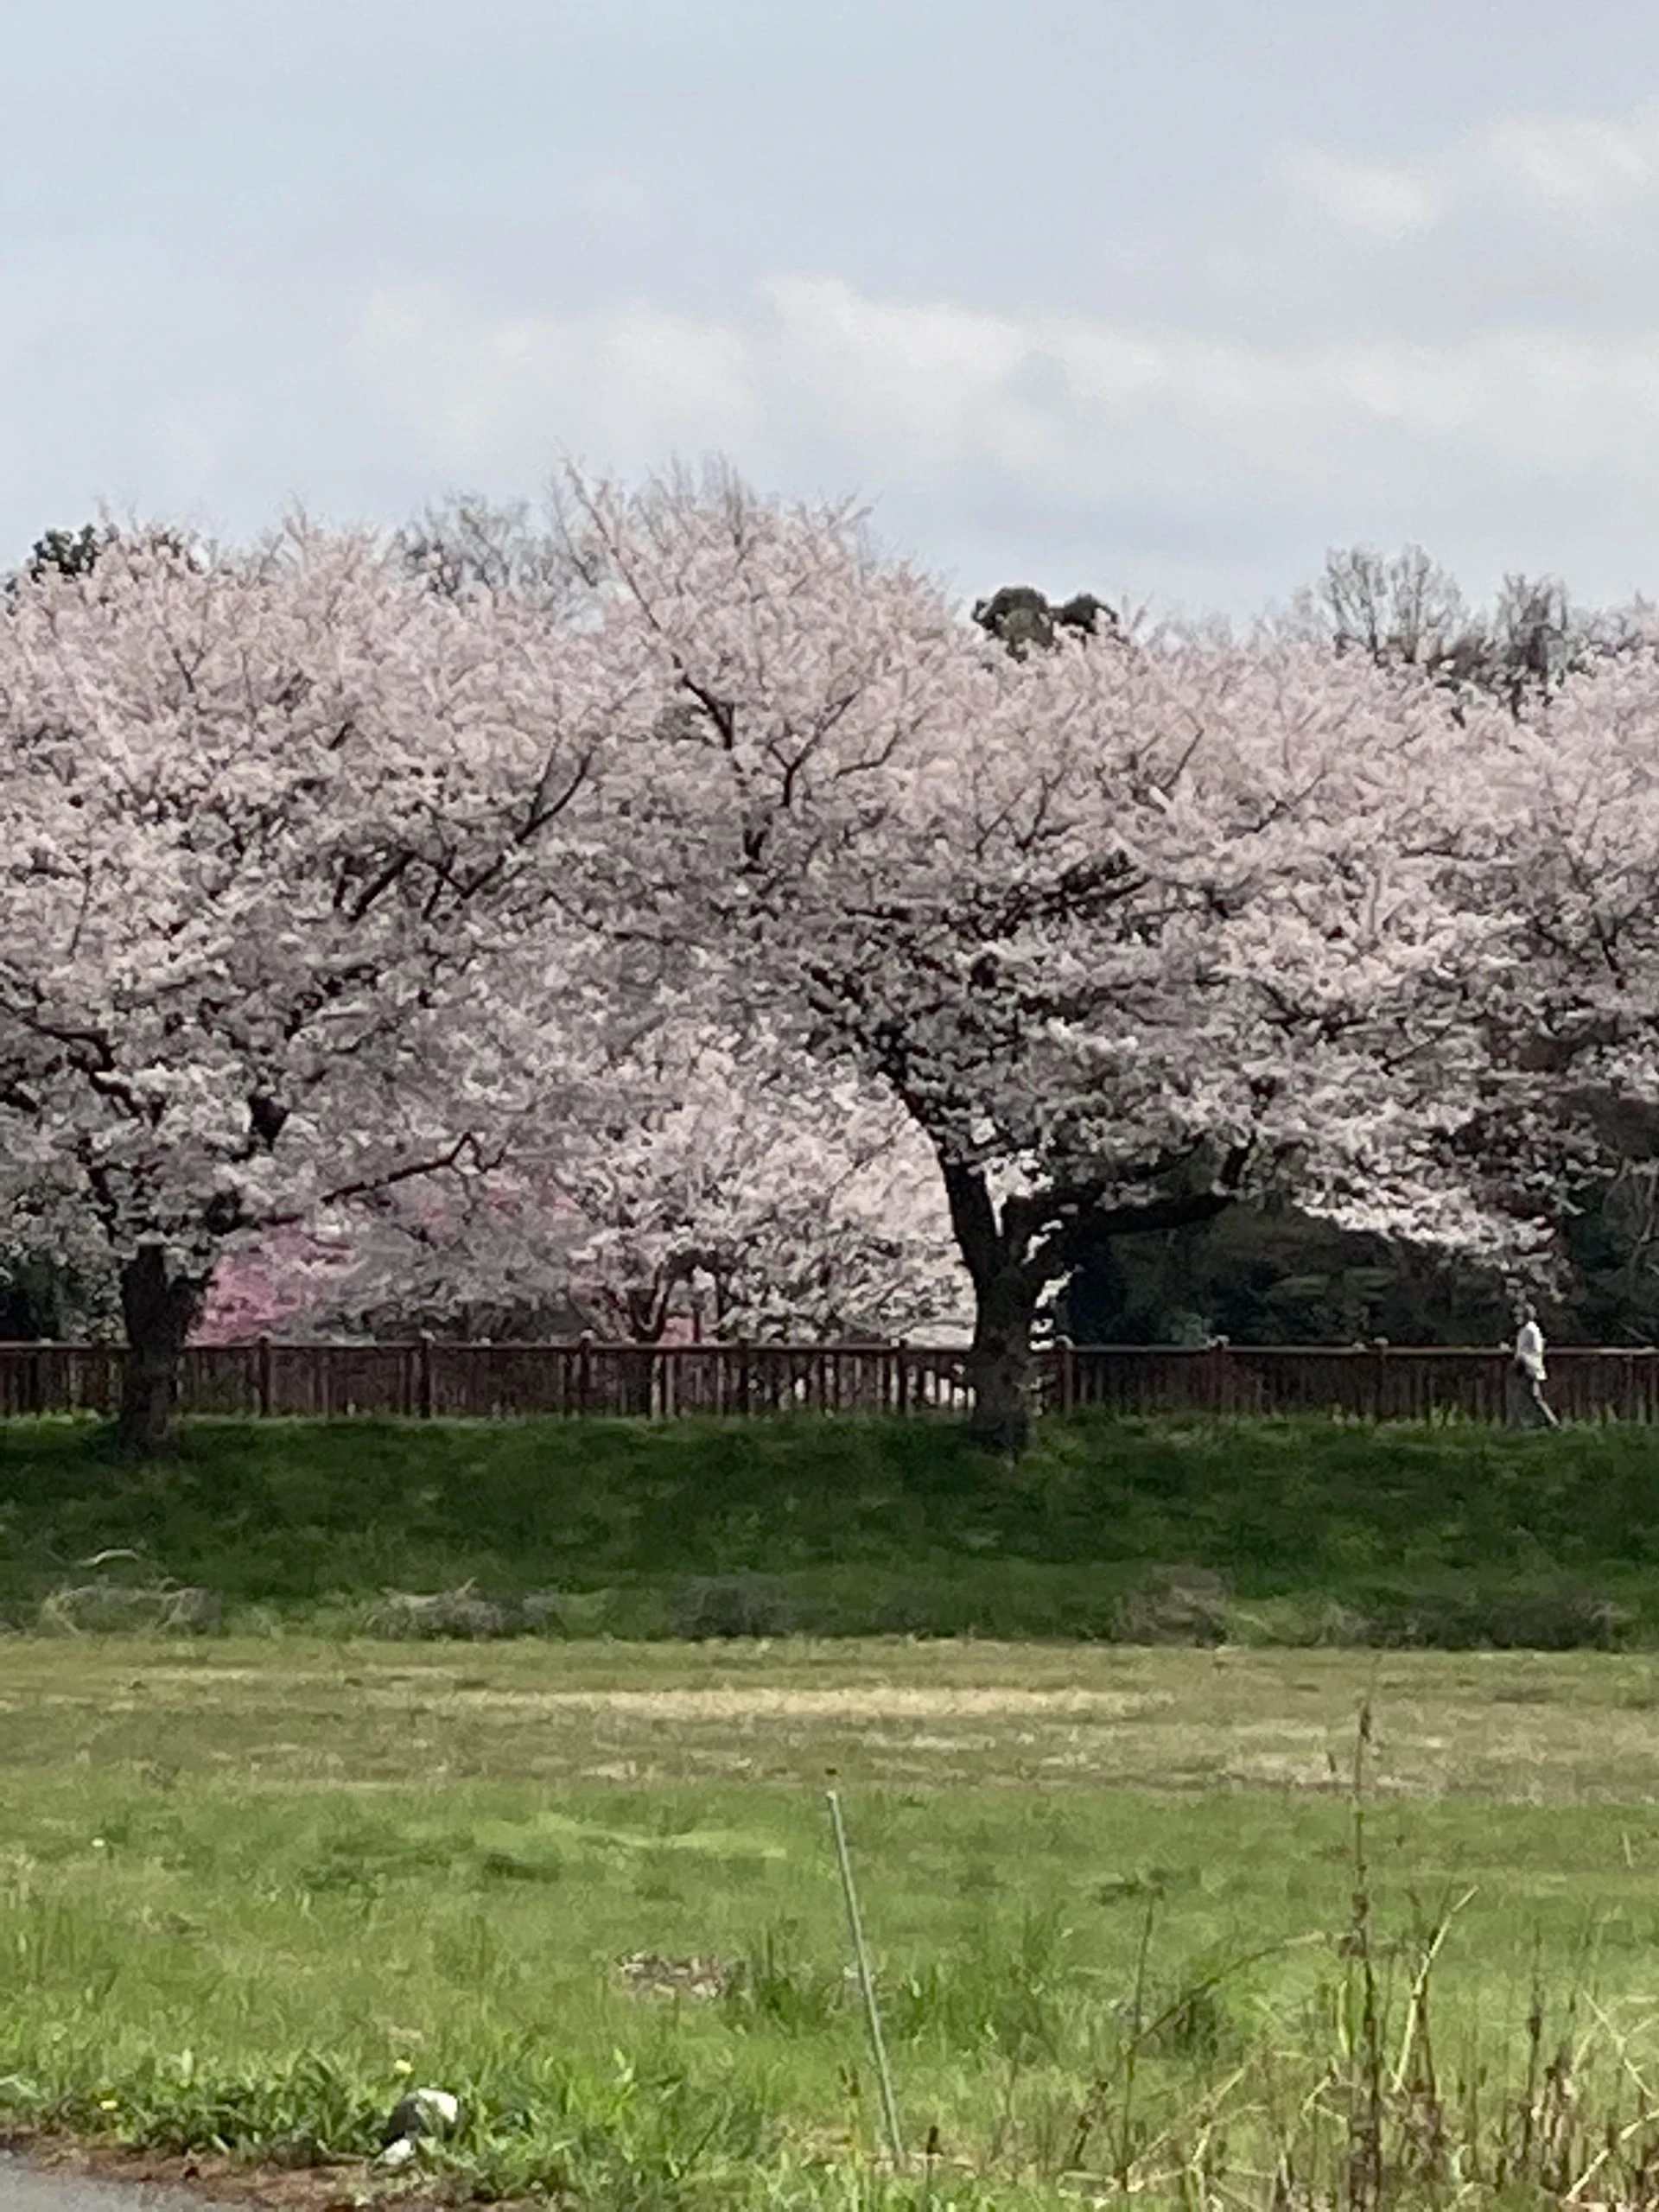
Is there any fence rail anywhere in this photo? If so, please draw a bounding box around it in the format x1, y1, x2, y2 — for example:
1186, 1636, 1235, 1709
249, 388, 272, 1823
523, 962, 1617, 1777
4, 1338, 1659, 1422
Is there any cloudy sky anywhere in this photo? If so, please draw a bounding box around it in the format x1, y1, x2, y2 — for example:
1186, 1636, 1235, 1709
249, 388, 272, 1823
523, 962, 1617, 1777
9, 0, 1659, 614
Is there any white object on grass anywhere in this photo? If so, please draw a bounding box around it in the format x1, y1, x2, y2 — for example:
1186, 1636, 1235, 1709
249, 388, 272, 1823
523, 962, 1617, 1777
378, 2085, 461, 2164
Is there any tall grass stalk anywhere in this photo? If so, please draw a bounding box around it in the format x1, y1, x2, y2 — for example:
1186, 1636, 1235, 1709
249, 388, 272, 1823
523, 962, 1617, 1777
827, 1789, 904, 2171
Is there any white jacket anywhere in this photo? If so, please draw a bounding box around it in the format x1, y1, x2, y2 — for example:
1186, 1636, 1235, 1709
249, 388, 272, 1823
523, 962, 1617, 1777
1515, 1319, 1547, 1382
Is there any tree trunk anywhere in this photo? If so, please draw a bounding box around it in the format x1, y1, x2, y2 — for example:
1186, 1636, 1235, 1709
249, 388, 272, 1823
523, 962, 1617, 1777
116, 1246, 206, 1457
965, 1264, 1041, 1456
938, 1148, 1249, 1462
938, 1160, 1046, 1459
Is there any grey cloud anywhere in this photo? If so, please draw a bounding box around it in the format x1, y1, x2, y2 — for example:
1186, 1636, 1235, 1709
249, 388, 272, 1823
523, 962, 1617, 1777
340, 266, 1659, 611
14, 3, 1659, 610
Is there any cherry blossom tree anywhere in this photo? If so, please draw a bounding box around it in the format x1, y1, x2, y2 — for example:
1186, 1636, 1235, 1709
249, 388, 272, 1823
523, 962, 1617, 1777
22, 470, 1626, 1465
0, 523, 635, 1452
1457, 630, 1659, 1188
551, 1035, 964, 1343
195, 1194, 589, 1345
197, 1031, 968, 1348
558, 472, 1511, 1452
1274, 584, 1659, 1302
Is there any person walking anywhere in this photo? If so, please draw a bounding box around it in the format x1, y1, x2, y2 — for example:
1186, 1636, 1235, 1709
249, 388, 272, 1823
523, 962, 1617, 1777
1510, 1300, 1559, 1427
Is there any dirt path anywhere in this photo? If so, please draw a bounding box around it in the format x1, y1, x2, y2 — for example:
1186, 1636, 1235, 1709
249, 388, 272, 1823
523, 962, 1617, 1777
0, 2156, 233, 2209
0, 2147, 455, 2211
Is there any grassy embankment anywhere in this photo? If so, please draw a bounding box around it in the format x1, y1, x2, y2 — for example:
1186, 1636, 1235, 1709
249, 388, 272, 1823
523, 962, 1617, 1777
7, 1640, 1659, 2206
3, 1409, 1659, 1643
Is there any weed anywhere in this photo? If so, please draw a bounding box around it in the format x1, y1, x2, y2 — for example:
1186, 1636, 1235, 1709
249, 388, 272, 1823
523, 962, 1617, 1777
671, 1574, 802, 1639
1111, 1564, 1232, 1643
721, 1927, 845, 2033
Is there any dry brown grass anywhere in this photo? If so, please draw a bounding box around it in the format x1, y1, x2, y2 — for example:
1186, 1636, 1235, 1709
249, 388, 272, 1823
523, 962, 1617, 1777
3, 1637, 1657, 1801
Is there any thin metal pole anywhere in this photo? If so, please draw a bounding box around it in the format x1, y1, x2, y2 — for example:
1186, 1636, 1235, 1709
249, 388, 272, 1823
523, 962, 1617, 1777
826, 1789, 905, 2170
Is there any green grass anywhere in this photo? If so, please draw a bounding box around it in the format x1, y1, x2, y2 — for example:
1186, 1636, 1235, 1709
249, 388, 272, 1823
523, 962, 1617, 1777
7, 1641, 1659, 2206
3, 1410, 1659, 1643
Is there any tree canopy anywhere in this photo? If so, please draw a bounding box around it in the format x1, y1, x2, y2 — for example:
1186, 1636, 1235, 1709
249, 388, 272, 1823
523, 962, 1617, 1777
8, 492, 1659, 1452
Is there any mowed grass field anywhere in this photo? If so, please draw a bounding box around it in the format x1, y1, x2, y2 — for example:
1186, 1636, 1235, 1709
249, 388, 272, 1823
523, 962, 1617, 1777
10, 1639, 1659, 2206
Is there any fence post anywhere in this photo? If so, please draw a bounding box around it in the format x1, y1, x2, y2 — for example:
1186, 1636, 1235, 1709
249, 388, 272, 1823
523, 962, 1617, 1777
1055, 1335, 1075, 1416
256, 1334, 274, 1419
736, 1337, 753, 1416
893, 1340, 910, 1416
1206, 1337, 1230, 1414
576, 1331, 594, 1418
417, 1331, 436, 1420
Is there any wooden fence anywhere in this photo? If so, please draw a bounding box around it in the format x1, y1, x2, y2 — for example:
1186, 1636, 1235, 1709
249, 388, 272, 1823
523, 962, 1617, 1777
5, 1338, 1659, 1422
